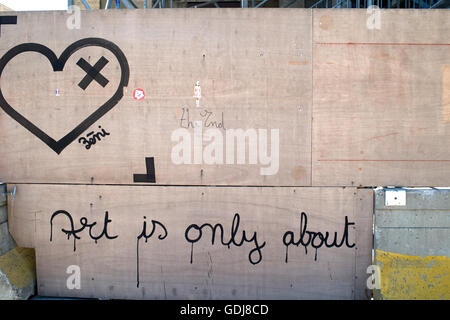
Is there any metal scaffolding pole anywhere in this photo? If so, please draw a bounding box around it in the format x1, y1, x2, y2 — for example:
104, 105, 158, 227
121, 0, 135, 8
80, 0, 92, 9
97, 0, 450, 9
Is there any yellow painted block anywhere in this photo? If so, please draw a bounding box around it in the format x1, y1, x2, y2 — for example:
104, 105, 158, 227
376, 249, 450, 300
0, 247, 36, 289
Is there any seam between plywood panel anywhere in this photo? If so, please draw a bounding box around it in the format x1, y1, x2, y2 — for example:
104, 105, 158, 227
6, 182, 373, 188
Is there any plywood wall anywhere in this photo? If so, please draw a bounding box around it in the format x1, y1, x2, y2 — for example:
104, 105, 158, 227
1, 8, 448, 299
312, 10, 450, 187
0, 9, 312, 186
0, 9, 449, 187
9, 184, 370, 299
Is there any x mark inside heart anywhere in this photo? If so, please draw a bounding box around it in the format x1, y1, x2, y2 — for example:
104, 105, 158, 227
77, 56, 110, 90
0, 38, 130, 154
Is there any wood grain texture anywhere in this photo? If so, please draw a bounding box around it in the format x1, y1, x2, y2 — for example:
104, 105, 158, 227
1, 9, 450, 187
6, 184, 372, 299
312, 9, 450, 187
353, 188, 373, 300
444, 65, 450, 123
0, 9, 312, 186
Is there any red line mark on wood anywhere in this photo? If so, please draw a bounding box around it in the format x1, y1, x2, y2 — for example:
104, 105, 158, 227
288, 60, 309, 65
316, 42, 450, 46
369, 132, 400, 140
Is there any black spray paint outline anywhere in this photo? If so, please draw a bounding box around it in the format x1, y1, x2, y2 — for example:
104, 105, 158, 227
0, 38, 130, 154
0, 16, 17, 37
133, 157, 156, 183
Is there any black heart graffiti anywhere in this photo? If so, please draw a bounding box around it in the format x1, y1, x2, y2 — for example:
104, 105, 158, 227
0, 38, 130, 154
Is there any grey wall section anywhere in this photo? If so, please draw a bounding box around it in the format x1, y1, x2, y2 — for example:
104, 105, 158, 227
0, 184, 6, 223
0, 183, 36, 300
373, 188, 450, 300
0, 184, 15, 256
375, 188, 450, 257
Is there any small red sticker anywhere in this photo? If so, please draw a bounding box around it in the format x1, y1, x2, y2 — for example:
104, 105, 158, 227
133, 88, 145, 101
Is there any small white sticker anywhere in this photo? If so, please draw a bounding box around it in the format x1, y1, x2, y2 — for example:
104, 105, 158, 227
385, 190, 406, 206
193, 81, 201, 107
133, 88, 145, 101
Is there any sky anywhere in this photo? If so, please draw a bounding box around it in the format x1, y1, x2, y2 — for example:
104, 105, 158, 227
0, 0, 68, 11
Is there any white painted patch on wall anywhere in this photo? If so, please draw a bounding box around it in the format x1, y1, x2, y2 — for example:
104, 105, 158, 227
385, 189, 406, 206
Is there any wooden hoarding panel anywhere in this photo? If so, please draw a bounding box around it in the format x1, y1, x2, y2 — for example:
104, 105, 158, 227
354, 188, 373, 300
0, 10, 312, 186
313, 9, 450, 187
8, 184, 372, 299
